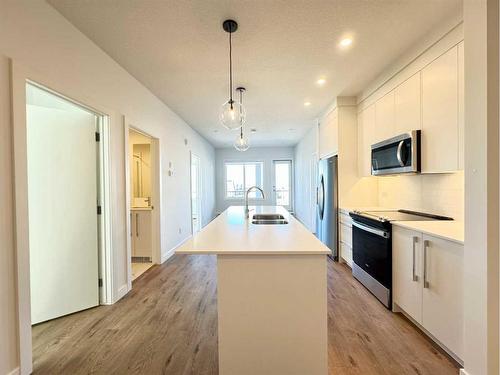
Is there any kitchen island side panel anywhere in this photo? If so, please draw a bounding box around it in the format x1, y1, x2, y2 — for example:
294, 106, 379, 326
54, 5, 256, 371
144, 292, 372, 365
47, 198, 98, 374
217, 254, 328, 375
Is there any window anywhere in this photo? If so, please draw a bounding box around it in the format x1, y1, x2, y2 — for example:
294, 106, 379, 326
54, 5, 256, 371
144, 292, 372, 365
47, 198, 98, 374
225, 161, 264, 199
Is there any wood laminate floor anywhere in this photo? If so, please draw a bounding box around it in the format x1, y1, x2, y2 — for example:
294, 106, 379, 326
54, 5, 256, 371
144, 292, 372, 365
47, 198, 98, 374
32, 255, 459, 375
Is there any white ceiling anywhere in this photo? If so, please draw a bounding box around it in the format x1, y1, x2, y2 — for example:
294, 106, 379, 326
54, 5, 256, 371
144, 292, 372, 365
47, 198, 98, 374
48, 0, 462, 148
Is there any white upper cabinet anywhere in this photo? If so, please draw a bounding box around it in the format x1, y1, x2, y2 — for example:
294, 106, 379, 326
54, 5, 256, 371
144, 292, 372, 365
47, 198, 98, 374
374, 90, 395, 143
395, 72, 421, 134
357, 104, 375, 177
422, 46, 459, 173
458, 41, 464, 170
319, 108, 338, 159
356, 41, 463, 175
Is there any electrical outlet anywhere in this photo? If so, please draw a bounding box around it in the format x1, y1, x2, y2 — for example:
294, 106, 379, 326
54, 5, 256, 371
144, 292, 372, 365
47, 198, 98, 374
178, 227, 182, 234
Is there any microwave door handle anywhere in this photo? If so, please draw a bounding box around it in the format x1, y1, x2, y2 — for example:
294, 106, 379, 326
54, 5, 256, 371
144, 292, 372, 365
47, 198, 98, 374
396, 140, 405, 167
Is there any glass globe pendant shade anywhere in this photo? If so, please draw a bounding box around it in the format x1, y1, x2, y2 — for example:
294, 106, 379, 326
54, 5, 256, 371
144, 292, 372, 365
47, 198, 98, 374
220, 100, 245, 130
234, 135, 250, 152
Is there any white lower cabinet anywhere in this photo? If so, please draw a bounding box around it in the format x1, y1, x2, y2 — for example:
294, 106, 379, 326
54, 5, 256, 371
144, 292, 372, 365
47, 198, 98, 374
392, 226, 464, 361
392, 227, 423, 323
131, 210, 152, 258
421, 234, 464, 359
339, 212, 353, 266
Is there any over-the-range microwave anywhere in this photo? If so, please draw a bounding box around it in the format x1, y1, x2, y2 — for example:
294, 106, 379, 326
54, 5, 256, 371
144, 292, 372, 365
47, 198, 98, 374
371, 130, 421, 176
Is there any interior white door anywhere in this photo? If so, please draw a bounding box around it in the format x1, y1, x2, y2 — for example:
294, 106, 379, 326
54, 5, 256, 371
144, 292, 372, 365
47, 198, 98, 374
27, 85, 99, 324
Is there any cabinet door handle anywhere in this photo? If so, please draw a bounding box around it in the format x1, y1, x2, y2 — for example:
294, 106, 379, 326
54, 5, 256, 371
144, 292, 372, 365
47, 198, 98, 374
423, 240, 430, 288
412, 236, 419, 282
136, 213, 139, 237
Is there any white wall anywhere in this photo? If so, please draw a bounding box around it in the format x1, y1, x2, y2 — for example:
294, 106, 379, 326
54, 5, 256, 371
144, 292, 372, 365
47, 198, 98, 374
0, 1, 215, 374
378, 172, 464, 220
463, 1, 499, 374
293, 126, 318, 231
215, 147, 294, 213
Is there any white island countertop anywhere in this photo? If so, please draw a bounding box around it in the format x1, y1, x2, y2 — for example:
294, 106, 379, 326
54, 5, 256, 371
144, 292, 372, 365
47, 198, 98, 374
176, 205, 330, 255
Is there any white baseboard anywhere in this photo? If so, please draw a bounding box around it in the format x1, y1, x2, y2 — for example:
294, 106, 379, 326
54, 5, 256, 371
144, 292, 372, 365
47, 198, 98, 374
162, 236, 193, 263
161, 247, 176, 264
459, 369, 469, 375
113, 283, 130, 303
6, 367, 20, 375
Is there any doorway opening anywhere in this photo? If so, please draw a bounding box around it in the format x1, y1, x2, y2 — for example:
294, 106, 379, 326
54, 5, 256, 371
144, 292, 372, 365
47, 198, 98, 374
25, 82, 110, 325
272, 160, 293, 211
127, 127, 161, 282
190, 152, 202, 234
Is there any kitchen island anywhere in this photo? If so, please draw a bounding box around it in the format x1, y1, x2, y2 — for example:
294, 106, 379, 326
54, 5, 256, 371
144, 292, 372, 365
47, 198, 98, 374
176, 206, 330, 375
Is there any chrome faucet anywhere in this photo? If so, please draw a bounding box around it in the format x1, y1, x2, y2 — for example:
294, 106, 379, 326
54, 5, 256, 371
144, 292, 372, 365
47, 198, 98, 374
245, 186, 265, 218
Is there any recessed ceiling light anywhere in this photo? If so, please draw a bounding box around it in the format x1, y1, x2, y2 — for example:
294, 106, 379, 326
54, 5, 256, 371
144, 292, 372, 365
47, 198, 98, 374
317, 78, 326, 86
304, 101, 311, 107
339, 37, 353, 48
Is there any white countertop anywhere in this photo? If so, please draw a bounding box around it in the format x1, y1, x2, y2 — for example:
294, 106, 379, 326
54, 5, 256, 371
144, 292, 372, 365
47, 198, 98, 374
176, 206, 330, 255
392, 220, 464, 245
340, 206, 463, 244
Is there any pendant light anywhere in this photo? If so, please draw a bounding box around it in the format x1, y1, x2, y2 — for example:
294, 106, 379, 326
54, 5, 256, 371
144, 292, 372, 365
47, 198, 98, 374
220, 19, 245, 130
234, 87, 250, 151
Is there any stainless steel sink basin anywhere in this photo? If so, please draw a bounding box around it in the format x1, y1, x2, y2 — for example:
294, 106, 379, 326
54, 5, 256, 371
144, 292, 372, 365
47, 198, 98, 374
252, 214, 285, 220
251, 219, 289, 225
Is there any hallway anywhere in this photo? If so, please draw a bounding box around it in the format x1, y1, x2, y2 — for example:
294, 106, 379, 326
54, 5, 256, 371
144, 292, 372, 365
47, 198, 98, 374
32, 256, 458, 375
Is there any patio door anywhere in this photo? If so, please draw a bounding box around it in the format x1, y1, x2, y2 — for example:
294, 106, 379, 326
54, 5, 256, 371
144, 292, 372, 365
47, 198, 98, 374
272, 160, 293, 211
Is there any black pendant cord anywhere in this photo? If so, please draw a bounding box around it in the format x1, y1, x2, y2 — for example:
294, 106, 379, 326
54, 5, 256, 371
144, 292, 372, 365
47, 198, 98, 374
239, 88, 243, 138
229, 31, 233, 109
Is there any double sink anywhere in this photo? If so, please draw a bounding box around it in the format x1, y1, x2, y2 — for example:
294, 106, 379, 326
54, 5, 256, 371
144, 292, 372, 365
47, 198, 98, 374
251, 213, 288, 225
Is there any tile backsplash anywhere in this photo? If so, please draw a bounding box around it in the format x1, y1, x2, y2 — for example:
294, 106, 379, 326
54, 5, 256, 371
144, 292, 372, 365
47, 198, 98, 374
377, 171, 464, 220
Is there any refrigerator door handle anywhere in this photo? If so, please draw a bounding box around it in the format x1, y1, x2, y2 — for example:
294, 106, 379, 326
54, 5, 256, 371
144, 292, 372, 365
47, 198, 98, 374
318, 175, 325, 220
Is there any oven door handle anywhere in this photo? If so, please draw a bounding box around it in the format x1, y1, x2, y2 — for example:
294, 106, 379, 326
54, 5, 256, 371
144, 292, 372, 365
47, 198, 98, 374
352, 220, 390, 239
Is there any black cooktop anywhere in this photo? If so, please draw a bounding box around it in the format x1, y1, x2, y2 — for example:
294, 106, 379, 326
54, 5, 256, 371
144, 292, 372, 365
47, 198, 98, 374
351, 209, 453, 223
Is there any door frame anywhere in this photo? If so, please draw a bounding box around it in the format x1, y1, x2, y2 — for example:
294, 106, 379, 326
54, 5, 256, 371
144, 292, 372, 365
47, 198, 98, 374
124, 120, 162, 289
271, 159, 294, 211
11, 61, 114, 375
190, 152, 202, 234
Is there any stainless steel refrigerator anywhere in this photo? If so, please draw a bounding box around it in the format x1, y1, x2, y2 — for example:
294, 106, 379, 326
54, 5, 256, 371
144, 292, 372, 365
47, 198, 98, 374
316, 155, 338, 260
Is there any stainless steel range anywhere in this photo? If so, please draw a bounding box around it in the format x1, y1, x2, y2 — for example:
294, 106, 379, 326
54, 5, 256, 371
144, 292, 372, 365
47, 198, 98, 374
349, 209, 452, 308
